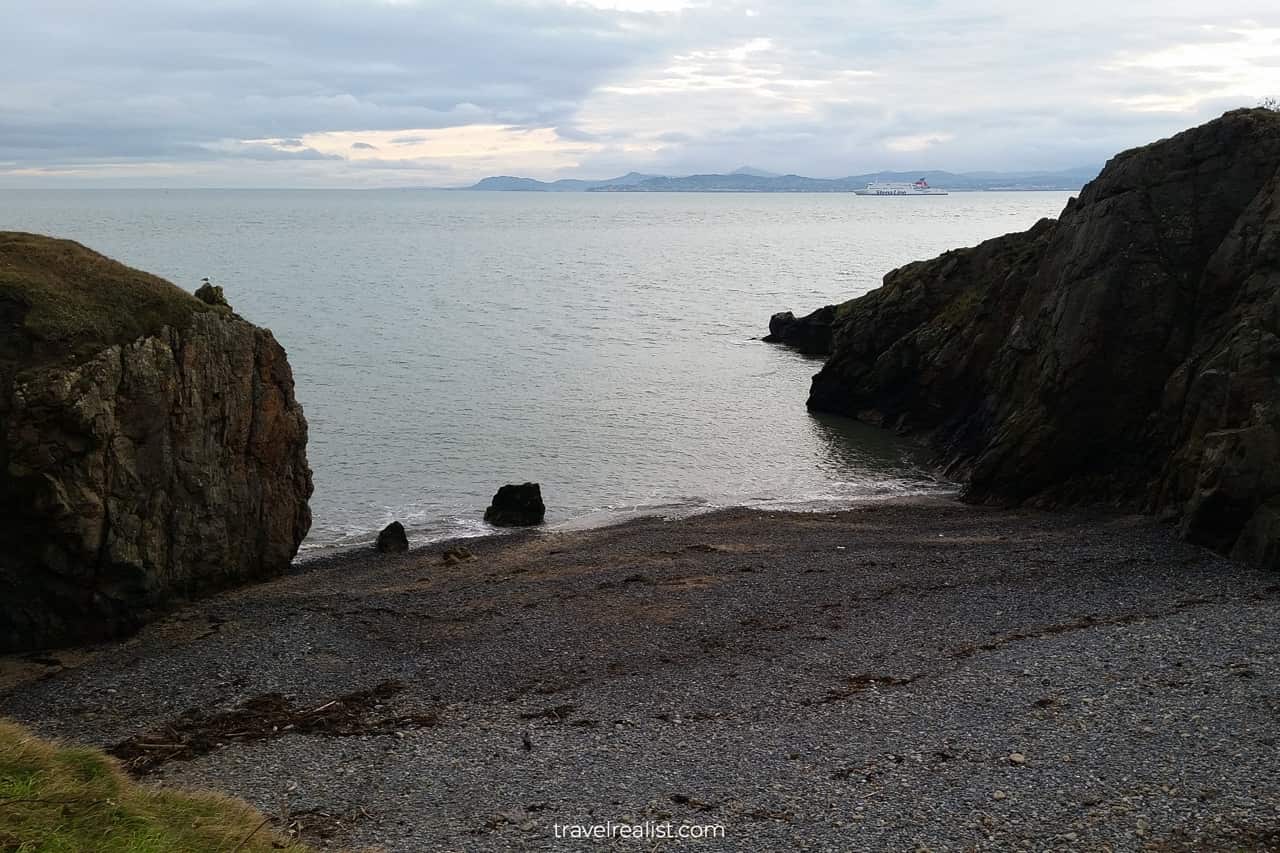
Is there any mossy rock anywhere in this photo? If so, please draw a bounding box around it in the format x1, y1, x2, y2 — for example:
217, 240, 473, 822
195, 281, 230, 308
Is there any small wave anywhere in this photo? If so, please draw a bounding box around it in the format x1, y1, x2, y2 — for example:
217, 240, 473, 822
298, 512, 509, 560
296, 479, 956, 563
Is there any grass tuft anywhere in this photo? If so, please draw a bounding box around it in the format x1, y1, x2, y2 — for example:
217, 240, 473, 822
0, 718, 314, 853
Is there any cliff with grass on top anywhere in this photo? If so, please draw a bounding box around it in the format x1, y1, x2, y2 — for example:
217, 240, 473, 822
0, 232, 312, 651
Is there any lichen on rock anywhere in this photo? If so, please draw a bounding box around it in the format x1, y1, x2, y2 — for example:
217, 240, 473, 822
0, 233, 313, 650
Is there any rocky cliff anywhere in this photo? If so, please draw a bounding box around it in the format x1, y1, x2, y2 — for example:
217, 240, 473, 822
802, 108, 1280, 569
763, 306, 837, 355
0, 233, 313, 651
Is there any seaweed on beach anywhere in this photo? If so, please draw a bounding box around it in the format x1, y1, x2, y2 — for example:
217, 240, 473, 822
109, 680, 438, 776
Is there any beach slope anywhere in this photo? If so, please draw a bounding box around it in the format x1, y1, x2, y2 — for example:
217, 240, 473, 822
3, 498, 1276, 851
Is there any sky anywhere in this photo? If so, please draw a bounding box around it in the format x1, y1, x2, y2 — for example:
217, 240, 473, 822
1, 0, 1277, 187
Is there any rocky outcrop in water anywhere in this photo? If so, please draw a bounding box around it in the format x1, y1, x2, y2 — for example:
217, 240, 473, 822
0, 233, 313, 651
763, 306, 836, 355
485, 483, 545, 527
376, 521, 409, 553
801, 108, 1280, 569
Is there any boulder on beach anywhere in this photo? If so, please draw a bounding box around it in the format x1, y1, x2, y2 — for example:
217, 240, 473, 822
376, 521, 409, 553
484, 482, 546, 527
798, 108, 1280, 569
0, 232, 313, 651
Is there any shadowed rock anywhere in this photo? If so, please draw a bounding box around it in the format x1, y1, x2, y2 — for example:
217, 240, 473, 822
194, 280, 229, 308
376, 521, 409, 553
0, 233, 313, 651
763, 306, 836, 355
803, 108, 1280, 569
485, 483, 546, 527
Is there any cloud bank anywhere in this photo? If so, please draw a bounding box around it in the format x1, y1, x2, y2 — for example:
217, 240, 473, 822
1, 0, 1276, 185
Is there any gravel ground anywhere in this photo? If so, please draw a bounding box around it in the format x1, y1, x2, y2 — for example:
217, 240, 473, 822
2, 497, 1278, 852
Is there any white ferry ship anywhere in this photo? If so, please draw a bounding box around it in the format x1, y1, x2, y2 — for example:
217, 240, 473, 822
854, 178, 948, 196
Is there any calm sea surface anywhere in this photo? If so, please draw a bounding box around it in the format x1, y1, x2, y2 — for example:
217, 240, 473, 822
0, 189, 1071, 551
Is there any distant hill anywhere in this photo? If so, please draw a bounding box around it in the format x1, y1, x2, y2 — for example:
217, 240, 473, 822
466, 166, 1098, 193
467, 172, 659, 192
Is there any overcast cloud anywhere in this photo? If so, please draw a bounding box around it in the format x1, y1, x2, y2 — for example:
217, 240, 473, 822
1, 0, 1277, 186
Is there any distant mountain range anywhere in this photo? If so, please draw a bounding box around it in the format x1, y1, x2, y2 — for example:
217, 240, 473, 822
464, 165, 1099, 193
468, 171, 659, 192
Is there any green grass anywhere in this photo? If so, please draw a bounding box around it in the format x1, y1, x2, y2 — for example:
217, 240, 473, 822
0, 231, 221, 363
0, 718, 313, 853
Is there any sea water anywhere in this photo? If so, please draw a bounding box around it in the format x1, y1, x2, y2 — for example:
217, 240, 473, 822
0, 189, 1071, 550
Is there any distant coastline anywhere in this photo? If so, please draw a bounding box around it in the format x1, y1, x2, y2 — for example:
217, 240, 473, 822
461, 165, 1098, 193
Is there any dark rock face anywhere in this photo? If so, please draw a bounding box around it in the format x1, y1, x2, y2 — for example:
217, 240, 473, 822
0, 233, 313, 651
376, 521, 409, 553
763, 306, 837, 355
194, 281, 229, 307
484, 483, 546, 527
805, 109, 1280, 569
